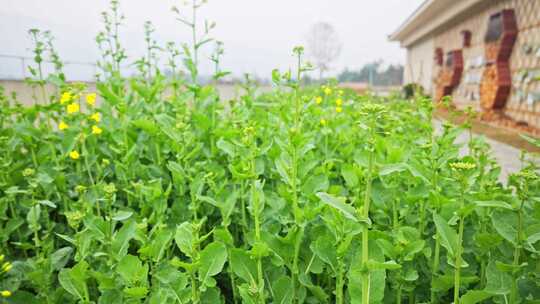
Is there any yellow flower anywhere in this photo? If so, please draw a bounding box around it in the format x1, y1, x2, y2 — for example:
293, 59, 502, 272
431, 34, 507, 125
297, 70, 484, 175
320, 118, 327, 126
86, 93, 97, 106
59, 121, 69, 131
324, 87, 332, 95
66, 103, 80, 114
315, 96, 322, 104
69, 150, 80, 160
60, 92, 72, 105
90, 113, 101, 123
0, 290, 11, 298
1, 262, 11, 272
335, 98, 343, 106
335, 106, 343, 113
92, 125, 103, 135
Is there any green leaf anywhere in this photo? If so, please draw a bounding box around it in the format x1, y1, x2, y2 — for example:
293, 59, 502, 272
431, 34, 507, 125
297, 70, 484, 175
366, 260, 401, 270
216, 138, 235, 157
26, 204, 41, 231
310, 235, 338, 272
474, 200, 513, 210
131, 119, 159, 135
198, 242, 228, 289
201, 287, 222, 304
341, 164, 359, 188
302, 174, 329, 194
229, 248, 257, 283
116, 254, 148, 285
376, 239, 397, 260
432, 274, 479, 293
140, 229, 173, 262
38, 200, 57, 208
51, 247, 73, 270
485, 261, 512, 295
298, 273, 328, 302
275, 155, 291, 185
155, 113, 182, 142
111, 220, 137, 260
461, 290, 495, 304
433, 213, 458, 257
403, 240, 425, 261
272, 276, 293, 304
112, 210, 133, 221
175, 222, 194, 257
491, 210, 518, 245
379, 163, 407, 176
316, 192, 357, 222
124, 286, 148, 299
58, 261, 89, 301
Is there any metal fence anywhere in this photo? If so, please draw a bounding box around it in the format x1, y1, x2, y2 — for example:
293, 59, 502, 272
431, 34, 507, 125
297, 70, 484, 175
0, 54, 98, 82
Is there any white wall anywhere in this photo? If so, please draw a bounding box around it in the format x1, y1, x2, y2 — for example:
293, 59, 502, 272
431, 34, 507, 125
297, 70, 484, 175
403, 36, 434, 94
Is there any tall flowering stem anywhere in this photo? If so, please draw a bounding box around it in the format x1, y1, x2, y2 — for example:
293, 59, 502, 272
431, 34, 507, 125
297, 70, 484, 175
358, 103, 385, 304
449, 161, 476, 304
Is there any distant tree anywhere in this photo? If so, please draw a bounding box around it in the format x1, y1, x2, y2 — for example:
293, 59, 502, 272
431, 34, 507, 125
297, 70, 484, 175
337, 61, 404, 86
306, 22, 342, 80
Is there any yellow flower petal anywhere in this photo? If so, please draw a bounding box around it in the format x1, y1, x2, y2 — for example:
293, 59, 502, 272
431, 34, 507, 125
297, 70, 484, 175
90, 113, 101, 123
66, 103, 80, 114
0, 290, 11, 298
324, 87, 332, 95
69, 150, 80, 160
86, 93, 97, 106
60, 92, 72, 105
92, 125, 103, 135
59, 121, 69, 131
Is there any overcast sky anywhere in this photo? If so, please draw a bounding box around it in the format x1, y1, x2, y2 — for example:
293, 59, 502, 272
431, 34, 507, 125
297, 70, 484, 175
0, 0, 423, 80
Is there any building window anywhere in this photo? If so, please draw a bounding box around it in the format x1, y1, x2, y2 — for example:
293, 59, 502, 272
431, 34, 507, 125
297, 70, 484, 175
446, 51, 454, 67
435, 48, 443, 66
485, 12, 503, 42
461, 30, 472, 47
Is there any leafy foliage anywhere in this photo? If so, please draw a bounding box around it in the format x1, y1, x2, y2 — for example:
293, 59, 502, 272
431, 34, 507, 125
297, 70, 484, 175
0, 1, 539, 303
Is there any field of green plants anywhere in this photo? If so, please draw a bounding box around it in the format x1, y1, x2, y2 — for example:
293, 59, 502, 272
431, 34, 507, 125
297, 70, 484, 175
1, 1, 540, 303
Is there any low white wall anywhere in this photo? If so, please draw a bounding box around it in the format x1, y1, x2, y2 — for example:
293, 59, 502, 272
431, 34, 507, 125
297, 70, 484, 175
404, 36, 434, 94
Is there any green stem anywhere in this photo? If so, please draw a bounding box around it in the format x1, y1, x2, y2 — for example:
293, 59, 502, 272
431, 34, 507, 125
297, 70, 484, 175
240, 181, 248, 246
409, 291, 415, 304
336, 260, 344, 304
82, 140, 95, 185
229, 267, 239, 304
392, 198, 399, 230
454, 194, 465, 304
510, 200, 524, 304
361, 139, 374, 304
290, 51, 303, 304
431, 233, 440, 303
419, 200, 426, 236
252, 177, 265, 303
396, 284, 402, 304
191, 271, 199, 304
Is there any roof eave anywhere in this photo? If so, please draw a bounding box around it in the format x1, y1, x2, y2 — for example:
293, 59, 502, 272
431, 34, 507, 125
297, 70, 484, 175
389, 0, 491, 47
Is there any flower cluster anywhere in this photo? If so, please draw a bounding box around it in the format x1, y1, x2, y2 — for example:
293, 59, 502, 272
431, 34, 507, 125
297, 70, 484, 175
449, 161, 477, 171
